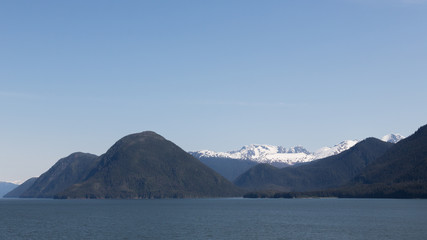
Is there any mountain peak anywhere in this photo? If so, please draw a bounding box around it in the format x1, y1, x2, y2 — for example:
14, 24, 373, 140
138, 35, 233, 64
381, 134, 405, 143
313, 139, 359, 160
112, 131, 168, 150
126, 131, 166, 140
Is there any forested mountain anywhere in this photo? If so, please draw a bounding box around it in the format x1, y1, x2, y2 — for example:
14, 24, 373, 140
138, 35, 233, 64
191, 140, 360, 181
191, 134, 402, 180
328, 124, 427, 198
56, 131, 242, 199
6, 125, 423, 199
234, 138, 393, 192
3, 177, 37, 198
19, 152, 99, 198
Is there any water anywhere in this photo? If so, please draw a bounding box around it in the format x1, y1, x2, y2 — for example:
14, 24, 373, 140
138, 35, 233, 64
1, 198, 427, 240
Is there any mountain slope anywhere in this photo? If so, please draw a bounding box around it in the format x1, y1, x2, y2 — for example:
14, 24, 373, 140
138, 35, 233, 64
0, 182, 18, 198
313, 140, 359, 160
20, 152, 99, 198
359, 127, 427, 184
197, 157, 258, 181
234, 138, 393, 192
333, 124, 427, 198
56, 131, 242, 199
3, 177, 38, 198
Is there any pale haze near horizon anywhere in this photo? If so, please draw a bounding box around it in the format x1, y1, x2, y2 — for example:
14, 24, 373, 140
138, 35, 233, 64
1, 0, 426, 182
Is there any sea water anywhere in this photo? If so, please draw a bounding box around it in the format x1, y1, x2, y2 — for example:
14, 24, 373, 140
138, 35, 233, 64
1, 198, 426, 239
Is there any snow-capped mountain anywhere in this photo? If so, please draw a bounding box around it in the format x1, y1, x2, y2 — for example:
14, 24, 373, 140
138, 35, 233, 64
313, 140, 359, 160
191, 140, 358, 167
381, 134, 404, 143
193, 144, 313, 166
191, 134, 403, 167
194, 145, 308, 159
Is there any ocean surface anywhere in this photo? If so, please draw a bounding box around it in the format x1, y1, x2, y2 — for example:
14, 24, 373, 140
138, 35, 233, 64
1, 198, 427, 239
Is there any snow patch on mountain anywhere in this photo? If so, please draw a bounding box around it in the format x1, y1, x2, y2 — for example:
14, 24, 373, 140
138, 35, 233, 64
313, 140, 359, 160
381, 134, 404, 143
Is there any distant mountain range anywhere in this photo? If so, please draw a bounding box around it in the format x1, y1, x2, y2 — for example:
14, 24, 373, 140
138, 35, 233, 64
234, 138, 394, 192
191, 134, 403, 165
5, 126, 425, 199
240, 126, 427, 198
0, 181, 18, 198
190, 134, 403, 181
190, 140, 358, 166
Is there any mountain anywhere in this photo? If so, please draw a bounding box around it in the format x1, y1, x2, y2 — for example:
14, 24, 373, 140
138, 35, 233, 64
381, 133, 405, 143
234, 138, 394, 192
0, 181, 18, 198
313, 140, 359, 160
56, 131, 242, 199
192, 144, 313, 166
190, 140, 359, 181
19, 152, 99, 198
330, 125, 427, 198
3, 177, 38, 198
192, 134, 401, 166
192, 134, 400, 181
191, 144, 311, 167
191, 141, 359, 167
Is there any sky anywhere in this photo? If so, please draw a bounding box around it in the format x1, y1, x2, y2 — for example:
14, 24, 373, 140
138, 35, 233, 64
1, 0, 427, 182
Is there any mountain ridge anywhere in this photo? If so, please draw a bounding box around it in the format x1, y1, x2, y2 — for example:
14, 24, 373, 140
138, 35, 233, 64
234, 137, 394, 192
190, 140, 358, 167
190, 134, 403, 167
288, 125, 427, 198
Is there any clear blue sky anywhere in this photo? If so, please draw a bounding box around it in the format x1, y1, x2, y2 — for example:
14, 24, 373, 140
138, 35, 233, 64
1, 0, 426, 182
